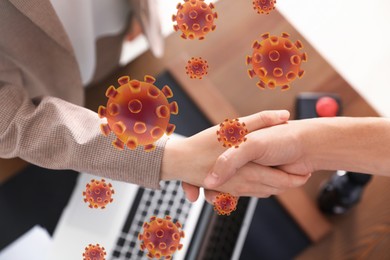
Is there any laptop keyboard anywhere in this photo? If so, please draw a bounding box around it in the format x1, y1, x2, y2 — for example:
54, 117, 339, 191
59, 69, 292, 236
110, 180, 192, 260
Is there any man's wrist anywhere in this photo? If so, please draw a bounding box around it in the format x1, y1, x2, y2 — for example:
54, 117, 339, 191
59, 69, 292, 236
301, 117, 383, 173
299, 117, 341, 172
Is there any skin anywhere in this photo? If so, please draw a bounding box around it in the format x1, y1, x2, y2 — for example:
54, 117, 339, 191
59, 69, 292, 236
160, 110, 311, 203
126, 17, 143, 41
204, 116, 390, 198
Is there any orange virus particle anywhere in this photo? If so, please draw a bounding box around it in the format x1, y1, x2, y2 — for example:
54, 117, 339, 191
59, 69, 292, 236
217, 118, 248, 148
185, 57, 209, 79
98, 75, 178, 151
83, 179, 114, 209
246, 32, 308, 91
172, 0, 218, 40
138, 216, 185, 259
253, 0, 276, 14
83, 244, 106, 260
213, 193, 238, 216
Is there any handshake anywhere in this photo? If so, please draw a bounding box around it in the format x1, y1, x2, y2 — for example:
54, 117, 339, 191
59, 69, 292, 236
161, 109, 389, 204
161, 110, 312, 204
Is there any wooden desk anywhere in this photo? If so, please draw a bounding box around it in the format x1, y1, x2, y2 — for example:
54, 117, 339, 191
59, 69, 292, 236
87, 0, 390, 258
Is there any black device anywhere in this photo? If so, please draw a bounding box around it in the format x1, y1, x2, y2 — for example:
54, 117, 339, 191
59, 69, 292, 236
317, 171, 372, 214
295, 92, 372, 215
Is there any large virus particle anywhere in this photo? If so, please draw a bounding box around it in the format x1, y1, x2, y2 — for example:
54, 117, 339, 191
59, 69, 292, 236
83, 244, 106, 260
213, 193, 238, 216
217, 118, 248, 148
83, 179, 114, 209
172, 0, 218, 40
98, 75, 178, 151
185, 57, 209, 79
253, 0, 276, 14
138, 216, 185, 259
246, 32, 308, 91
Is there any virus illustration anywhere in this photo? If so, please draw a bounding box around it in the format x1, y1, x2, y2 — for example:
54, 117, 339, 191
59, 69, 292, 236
217, 118, 248, 148
83, 179, 114, 209
172, 0, 218, 40
253, 0, 276, 14
138, 216, 185, 259
246, 32, 308, 91
185, 57, 209, 79
83, 244, 106, 260
213, 193, 238, 216
98, 75, 178, 151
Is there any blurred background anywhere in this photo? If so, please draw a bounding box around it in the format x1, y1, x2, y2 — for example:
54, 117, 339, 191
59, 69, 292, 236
1, 0, 390, 259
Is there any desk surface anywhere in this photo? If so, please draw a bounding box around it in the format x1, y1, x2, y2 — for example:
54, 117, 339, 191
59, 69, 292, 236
87, 0, 390, 258
277, 0, 390, 118
122, 0, 390, 118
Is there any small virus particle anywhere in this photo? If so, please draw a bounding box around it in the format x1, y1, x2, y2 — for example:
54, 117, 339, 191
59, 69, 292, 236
246, 32, 308, 91
83, 244, 106, 260
217, 118, 248, 148
253, 0, 276, 14
185, 57, 209, 79
172, 0, 218, 40
83, 179, 114, 209
213, 193, 238, 216
98, 75, 178, 151
138, 215, 185, 259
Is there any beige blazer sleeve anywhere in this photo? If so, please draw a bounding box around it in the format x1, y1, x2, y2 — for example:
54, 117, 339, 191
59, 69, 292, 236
0, 0, 167, 189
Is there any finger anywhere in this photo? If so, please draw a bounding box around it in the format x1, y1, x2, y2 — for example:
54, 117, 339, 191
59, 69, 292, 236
245, 166, 312, 190
240, 174, 311, 197
218, 164, 311, 197
203, 189, 220, 205
181, 182, 200, 202
240, 110, 290, 132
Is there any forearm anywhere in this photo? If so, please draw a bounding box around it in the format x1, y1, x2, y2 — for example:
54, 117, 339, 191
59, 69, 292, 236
302, 117, 390, 175
0, 82, 165, 189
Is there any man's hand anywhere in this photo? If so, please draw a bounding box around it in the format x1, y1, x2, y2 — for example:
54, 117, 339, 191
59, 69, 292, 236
204, 120, 314, 192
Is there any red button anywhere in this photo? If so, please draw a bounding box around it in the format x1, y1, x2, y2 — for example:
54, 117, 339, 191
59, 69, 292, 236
316, 96, 339, 117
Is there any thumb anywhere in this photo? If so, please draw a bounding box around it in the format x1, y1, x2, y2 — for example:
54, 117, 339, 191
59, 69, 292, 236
204, 149, 247, 188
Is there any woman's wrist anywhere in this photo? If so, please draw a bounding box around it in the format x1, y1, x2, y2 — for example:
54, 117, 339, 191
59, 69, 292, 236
160, 130, 224, 187
161, 136, 205, 185
161, 138, 182, 181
